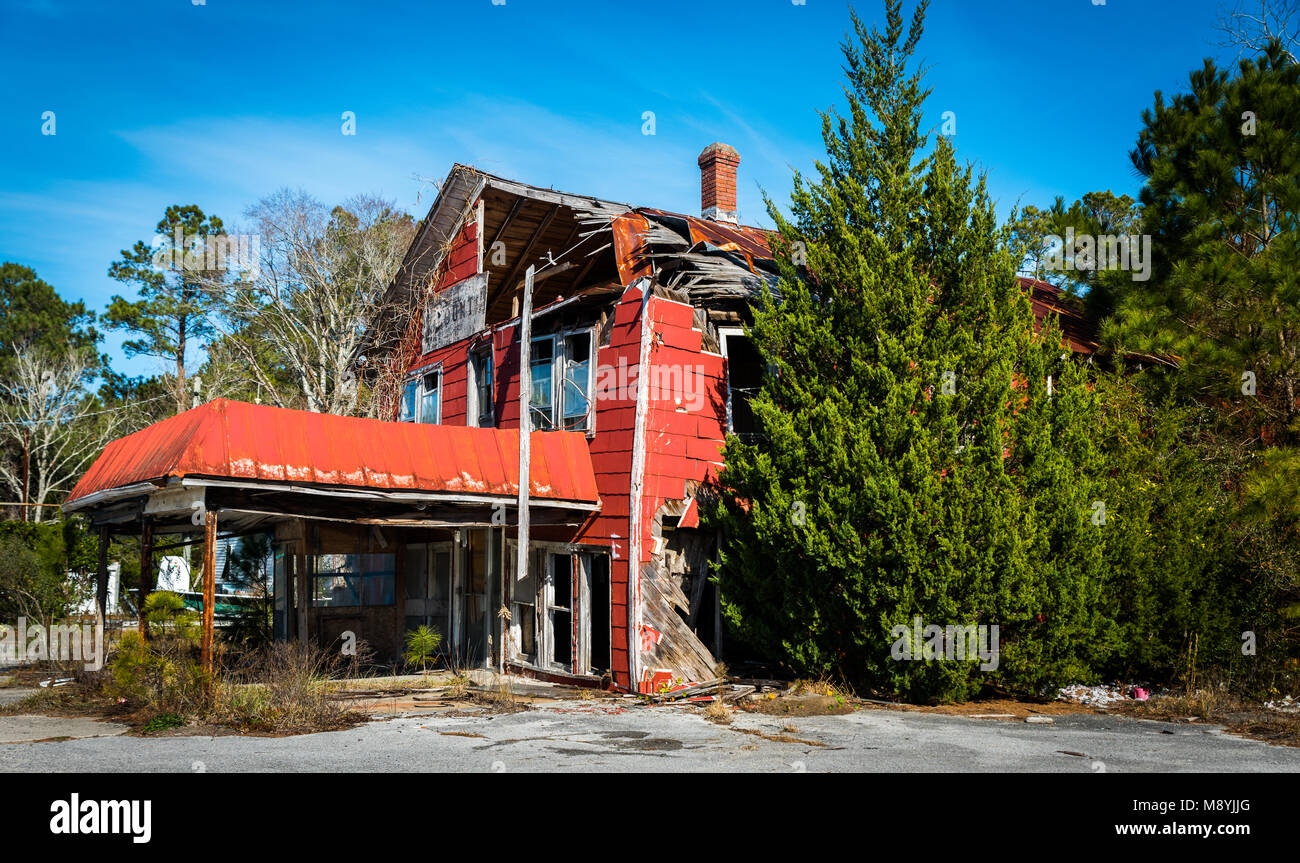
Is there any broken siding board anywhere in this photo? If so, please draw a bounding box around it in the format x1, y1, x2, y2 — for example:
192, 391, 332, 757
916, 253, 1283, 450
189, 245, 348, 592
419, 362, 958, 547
638, 562, 716, 684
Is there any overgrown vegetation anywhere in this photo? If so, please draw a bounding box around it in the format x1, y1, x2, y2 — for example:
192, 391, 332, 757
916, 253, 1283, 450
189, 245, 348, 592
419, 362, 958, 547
710, 0, 1300, 703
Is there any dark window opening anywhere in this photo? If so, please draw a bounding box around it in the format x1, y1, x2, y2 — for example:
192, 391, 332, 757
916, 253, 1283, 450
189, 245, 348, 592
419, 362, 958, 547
724, 333, 762, 438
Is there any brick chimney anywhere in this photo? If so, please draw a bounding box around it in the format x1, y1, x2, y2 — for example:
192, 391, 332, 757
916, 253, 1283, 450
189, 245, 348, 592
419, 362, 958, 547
698, 142, 740, 224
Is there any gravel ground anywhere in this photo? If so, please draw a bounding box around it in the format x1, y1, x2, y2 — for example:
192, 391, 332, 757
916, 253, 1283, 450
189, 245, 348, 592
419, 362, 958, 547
2, 701, 1299, 772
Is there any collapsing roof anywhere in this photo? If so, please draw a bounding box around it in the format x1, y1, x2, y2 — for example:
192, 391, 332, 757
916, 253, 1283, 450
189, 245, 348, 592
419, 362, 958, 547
65, 398, 601, 515
397, 155, 1098, 353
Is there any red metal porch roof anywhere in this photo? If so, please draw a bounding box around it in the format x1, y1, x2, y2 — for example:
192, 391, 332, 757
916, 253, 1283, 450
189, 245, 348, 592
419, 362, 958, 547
65, 398, 601, 508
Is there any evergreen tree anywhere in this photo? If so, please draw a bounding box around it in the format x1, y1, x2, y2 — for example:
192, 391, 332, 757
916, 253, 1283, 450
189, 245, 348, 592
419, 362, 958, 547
106, 205, 226, 415
710, 0, 1108, 700
1109, 42, 1300, 444
0, 262, 99, 380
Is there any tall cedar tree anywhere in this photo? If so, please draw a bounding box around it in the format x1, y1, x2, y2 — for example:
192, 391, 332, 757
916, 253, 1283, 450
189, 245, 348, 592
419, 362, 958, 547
710, 1, 1109, 701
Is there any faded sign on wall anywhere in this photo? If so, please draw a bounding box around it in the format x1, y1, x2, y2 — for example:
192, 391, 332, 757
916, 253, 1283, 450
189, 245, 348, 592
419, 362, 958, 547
423, 272, 488, 353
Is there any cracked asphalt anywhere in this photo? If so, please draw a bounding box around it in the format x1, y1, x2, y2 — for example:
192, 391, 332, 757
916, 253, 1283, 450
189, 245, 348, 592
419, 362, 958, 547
3, 702, 1300, 772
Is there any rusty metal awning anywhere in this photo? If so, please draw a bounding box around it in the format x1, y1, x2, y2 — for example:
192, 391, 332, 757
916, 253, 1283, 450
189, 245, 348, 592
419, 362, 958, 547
64, 398, 601, 513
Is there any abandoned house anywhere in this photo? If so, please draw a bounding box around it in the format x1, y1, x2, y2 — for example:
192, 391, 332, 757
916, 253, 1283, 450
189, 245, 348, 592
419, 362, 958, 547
63, 143, 1096, 692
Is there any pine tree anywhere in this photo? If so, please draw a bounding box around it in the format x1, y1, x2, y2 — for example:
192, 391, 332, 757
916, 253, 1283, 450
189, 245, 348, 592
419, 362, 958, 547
1109, 42, 1300, 444
107, 205, 225, 415
710, 0, 1109, 701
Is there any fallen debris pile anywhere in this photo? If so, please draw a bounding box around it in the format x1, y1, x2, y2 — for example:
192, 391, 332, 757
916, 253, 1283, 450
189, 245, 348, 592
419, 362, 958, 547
1057, 684, 1140, 707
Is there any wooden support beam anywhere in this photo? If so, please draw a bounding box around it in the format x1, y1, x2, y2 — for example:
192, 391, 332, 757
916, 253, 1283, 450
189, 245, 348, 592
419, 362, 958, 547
95, 526, 109, 635
202, 509, 217, 681
138, 519, 153, 639
514, 266, 534, 657
485, 196, 524, 262
490, 206, 558, 312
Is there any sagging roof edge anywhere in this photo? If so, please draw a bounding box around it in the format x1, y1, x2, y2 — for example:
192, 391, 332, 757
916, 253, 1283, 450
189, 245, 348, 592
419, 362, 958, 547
63, 475, 601, 516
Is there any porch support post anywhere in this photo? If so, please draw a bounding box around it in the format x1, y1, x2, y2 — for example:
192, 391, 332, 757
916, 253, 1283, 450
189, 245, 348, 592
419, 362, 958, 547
95, 526, 109, 637
202, 509, 217, 679
138, 518, 153, 639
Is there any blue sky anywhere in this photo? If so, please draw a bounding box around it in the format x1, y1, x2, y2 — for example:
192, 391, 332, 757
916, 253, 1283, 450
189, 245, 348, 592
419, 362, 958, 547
0, 0, 1237, 377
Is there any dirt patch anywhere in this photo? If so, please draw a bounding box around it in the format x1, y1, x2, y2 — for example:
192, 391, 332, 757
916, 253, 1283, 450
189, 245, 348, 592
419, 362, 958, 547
1110, 694, 1300, 748
906, 698, 1103, 719
743, 694, 855, 716
729, 726, 827, 747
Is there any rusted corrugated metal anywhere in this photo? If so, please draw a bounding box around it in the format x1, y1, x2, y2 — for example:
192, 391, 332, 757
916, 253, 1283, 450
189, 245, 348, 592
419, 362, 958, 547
65, 398, 601, 506
610, 212, 654, 286
1019, 277, 1099, 354
638, 207, 773, 265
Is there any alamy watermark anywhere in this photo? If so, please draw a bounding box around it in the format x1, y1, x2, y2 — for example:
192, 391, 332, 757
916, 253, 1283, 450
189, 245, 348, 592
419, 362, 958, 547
889, 616, 1000, 671
151, 226, 260, 278
0, 617, 104, 671
1043, 227, 1152, 282
594, 355, 709, 412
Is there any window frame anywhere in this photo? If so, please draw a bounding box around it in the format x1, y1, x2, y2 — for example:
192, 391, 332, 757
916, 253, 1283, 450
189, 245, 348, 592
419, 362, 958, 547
400, 365, 443, 424
467, 345, 495, 428
529, 328, 594, 433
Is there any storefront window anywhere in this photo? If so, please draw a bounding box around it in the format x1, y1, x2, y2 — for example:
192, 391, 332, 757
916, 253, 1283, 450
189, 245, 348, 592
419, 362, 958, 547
311, 553, 395, 607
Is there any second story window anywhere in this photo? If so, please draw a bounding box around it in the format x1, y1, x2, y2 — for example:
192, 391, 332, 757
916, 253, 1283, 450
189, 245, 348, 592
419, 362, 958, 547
419, 370, 441, 424
400, 369, 442, 424
529, 329, 593, 432
468, 346, 494, 428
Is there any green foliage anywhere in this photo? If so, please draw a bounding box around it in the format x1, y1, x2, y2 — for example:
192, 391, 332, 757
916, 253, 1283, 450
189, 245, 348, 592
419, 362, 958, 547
140, 713, 184, 733
403, 625, 443, 673
709, 0, 1114, 701
106, 204, 226, 414
143, 591, 201, 643
0, 262, 99, 380
0, 518, 95, 621
1108, 42, 1300, 442
107, 631, 208, 715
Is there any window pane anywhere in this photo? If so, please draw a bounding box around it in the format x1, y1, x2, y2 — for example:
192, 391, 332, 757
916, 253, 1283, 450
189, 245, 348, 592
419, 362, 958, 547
361, 553, 395, 606
313, 575, 359, 607
530, 338, 554, 430
400, 381, 417, 422
362, 574, 394, 606
420, 375, 439, 424
404, 544, 428, 600
475, 351, 494, 426
519, 606, 535, 656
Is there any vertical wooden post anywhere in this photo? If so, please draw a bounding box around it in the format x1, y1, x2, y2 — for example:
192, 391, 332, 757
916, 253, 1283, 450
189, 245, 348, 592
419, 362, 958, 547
202, 509, 217, 678
138, 519, 153, 639
514, 266, 533, 609
95, 526, 109, 635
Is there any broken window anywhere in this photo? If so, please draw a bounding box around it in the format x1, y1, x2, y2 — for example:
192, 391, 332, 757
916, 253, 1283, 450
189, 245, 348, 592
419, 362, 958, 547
468, 346, 494, 427
508, 544, 537, 660
529, 336, 555, 430
399, 369, 441, 424
419, 371, 441, 424
562, 331, 592, 431
547, 553, 573, 670
529, 330, 593, 432
404, 542, 452, 649
310, 553, 394, 607
721, 330, 761, 438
